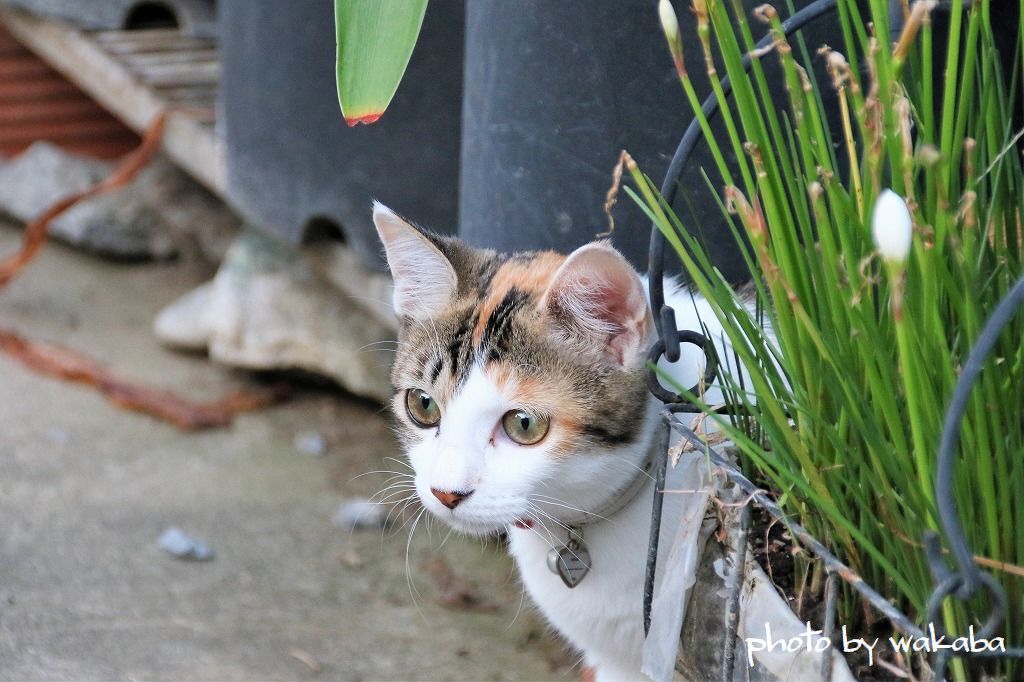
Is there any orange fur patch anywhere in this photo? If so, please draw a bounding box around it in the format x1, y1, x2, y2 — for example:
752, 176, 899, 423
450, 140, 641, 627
484, 363, 584, 458
472, 251, 565, 345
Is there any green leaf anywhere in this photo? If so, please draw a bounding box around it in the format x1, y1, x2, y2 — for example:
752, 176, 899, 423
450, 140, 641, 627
334, 0, 428, 127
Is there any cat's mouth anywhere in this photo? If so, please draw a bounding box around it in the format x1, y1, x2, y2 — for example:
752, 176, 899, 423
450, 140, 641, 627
433, 514, 510, 536
419, 494, 530, 535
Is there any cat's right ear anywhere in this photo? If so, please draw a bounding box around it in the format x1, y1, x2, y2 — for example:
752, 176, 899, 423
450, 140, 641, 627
541, 241, 653, 366
373, 202, 457, 320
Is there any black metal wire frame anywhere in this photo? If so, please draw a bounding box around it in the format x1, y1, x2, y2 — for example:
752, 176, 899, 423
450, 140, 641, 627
642, 0, 1022, 675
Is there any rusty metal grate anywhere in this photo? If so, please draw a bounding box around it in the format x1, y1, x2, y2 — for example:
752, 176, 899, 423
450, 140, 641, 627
0, 8, 222, 193
0, 22, 138, 159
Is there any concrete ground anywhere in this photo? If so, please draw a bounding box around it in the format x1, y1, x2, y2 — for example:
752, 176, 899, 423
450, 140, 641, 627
0, 225, 574, 681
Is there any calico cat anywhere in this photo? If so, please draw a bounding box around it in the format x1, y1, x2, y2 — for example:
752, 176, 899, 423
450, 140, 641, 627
374, 203, 723, 681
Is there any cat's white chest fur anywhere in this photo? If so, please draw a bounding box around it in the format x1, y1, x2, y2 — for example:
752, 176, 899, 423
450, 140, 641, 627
509, 478, 660, 681
507, 422, 695, 682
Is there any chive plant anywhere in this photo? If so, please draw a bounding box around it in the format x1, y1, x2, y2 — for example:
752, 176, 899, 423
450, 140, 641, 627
631, 1, 1022, 677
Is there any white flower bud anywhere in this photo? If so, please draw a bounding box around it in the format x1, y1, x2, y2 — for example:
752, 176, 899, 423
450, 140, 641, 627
872, 189, 913, 263
659, 0, 680, 41
658, 0, 686, 78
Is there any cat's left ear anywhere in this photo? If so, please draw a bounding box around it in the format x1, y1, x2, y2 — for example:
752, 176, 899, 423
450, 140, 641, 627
373, 202, 458, 320
541, 242, 653, 365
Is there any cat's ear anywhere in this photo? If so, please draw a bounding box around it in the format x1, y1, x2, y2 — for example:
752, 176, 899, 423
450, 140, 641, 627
541, 242, 652, 365
373, 202, 457, 320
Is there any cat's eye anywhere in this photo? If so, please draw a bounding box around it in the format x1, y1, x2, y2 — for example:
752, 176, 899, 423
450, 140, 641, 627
406, 388, 441, 428
502, 410, 550, 445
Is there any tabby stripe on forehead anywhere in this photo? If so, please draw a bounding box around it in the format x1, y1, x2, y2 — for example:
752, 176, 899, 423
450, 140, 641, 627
425, 356, 443, 385
479, 287, 529, 361
475, 255, 503, 295
446, 310, 478, 387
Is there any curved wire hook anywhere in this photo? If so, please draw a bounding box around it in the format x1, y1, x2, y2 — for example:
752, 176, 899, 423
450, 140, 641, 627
933, 275, 1024, 599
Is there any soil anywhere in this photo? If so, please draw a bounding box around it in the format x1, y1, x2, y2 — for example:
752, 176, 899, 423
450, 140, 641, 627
748, 505, 910, 681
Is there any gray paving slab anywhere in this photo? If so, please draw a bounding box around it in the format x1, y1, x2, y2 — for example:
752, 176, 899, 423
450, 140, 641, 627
0, 226, 573, 681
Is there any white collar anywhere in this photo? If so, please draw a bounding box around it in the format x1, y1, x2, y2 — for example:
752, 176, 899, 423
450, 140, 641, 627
554, 433, 660, 528
539, 434, 661, 588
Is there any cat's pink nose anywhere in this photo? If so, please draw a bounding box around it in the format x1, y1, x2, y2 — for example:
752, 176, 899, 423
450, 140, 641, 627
431, 488, 473, 509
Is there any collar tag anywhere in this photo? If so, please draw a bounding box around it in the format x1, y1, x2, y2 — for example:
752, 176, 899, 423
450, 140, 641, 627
547, 528, 592, 588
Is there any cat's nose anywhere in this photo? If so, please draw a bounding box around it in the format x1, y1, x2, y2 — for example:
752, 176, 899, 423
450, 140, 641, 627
431, 487, 473, 509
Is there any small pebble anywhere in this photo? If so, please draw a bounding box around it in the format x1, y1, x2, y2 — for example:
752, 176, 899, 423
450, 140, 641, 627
158, 527, 214, 561
332, 499, 389, 531
45, 428, 72, 445
294, 431, 327, 456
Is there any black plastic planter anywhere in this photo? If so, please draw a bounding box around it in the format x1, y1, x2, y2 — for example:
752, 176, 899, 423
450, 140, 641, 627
458, 0, 843, 282
219, 0, 464, 271
458, 0, 690, 273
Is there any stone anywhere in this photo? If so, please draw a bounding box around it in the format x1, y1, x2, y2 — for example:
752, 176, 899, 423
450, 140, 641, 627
132, 156, 240, 264
331, 499, 389, 531
305, 242, 396, 332
44, 427, 71, 445
158, 527, 213, 561
151, 281, 214, 350
154, 229, 394, 403
294, 431, 327, 456
0, 142, 173, 259
0, 142, 238, 262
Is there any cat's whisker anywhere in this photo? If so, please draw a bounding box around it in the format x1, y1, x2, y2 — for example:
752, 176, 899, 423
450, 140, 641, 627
367, 478, 415, 499
393, 496, 429, 534
376, 496, 412, 543
372, 489, 417, 509
404, 507, 428, 620
339, 292, 397, 310
387, 498, 419, 530
372, 478, 415, 493
357, 344, 399, 355
526, 506, 602, 566
349, 468, 413, 484
370, 472, 415, 487
436, 525, 456, 550
339, 484, 416, 545
529, 493, 615, 526
356, 473, 415, 509
363, 480, 414, 498
519, 512, 559, 554
503, 581, 530, 633
423, 511, 436, 541
378, 494, 420, 547
615, 457, 657, 482
383, 457, 415, 471
529, 493, 595, 514
523, 512, 596, 573
410, 316, 443, 358
521, 504, 575, 550
358, 339, 399, 348
369, 480, 416, 497
528, 509, 585, 551
425, 316, 444, 357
